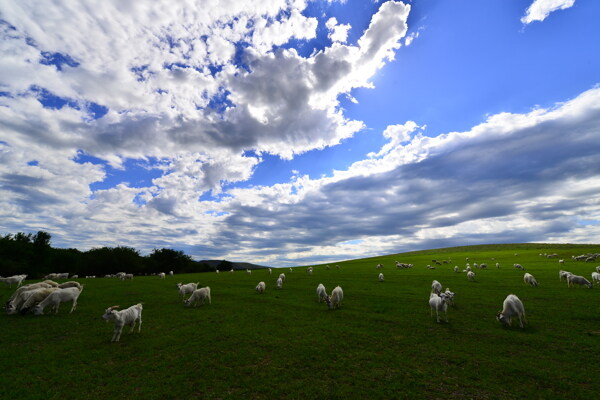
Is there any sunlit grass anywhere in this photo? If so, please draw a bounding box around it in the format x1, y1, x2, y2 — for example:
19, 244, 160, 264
2, 243, 599, 399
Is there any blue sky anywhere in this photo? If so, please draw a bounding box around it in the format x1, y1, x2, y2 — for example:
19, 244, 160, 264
1, 0, 599, 267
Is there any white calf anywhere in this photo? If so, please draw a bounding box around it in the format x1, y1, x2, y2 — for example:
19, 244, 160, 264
325, 286, 343, 309
316, 284, 328, 303
177, 282, 199, 300
431, 280, 442, 294
429, 292, 450, 323
444, 288, 455, 306
567, 274, 593, 288
19, 287, 60, 314
7, 281, 53, 303
523, 273, 538, 287
496, 294, 527, 328
184, 287, 212, 306
6, 285, 53, 314
58, 281, 82, 290
559, 270, 572, 282
591, 272, 600, 284
102, 303, 143, 342
33, 286, 83, 315
0, 274, 27, 288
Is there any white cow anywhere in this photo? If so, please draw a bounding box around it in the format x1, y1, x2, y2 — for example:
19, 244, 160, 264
567, 274, 593, 288
325, 286, 343, 309
316, 284, 328, 303
431, 280, 442, 294
184, 287, 212, 306
496, 294, 527, 328
523, 273, 538, 287
0, 274, 27, 288
429, 292, 450, 323
33, 286, 83, 315
102, 304, 143, 342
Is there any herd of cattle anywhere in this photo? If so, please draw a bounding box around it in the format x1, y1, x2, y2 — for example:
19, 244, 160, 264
2, 251, 599, 341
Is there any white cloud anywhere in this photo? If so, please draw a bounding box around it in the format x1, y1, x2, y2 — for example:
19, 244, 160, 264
206, 36, 236, 66
252, 9, 318, 52
404, 30, 420, 46
358, 1, 410, 63
201, 86, 600, 265
2, 85, 600, 266
368, 121, 420, 158
521, 0, 575, 24
0, 0, 411, 172
0, 0, 412, 262
326, 17, 351, 43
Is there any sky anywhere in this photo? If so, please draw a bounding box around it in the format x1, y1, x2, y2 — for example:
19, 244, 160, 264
1, 0, 599, 267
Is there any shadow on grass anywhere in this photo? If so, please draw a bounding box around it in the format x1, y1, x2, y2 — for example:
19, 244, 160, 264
499, 324, 540, 334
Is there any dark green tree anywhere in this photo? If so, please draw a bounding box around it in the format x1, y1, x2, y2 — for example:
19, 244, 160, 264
84, 246, 144, 276
33, 231, 51, 248
147, 248, 194, 273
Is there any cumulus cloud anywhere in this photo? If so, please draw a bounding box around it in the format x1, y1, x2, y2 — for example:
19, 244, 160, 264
201, 86, 600, 265
0, 1, 412, 253
2, 84, 600, 266
0, 0, 411, 179
521, 0, 575, 24
368, 121, 421, 158
326, 17, 351, 43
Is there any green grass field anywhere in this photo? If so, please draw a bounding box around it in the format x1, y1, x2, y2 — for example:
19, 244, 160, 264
2, 243, 599, 399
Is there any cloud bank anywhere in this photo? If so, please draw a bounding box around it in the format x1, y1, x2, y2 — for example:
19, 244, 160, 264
1, 1, 599, 266
2, 81, 599, 265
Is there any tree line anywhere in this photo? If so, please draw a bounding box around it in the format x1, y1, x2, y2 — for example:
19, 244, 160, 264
0, 231, 223, 278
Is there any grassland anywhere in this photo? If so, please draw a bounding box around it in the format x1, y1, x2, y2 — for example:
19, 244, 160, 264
2, 243, 599, 399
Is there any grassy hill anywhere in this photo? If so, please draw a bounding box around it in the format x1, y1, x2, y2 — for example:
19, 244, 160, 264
2, 243, 599, 399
